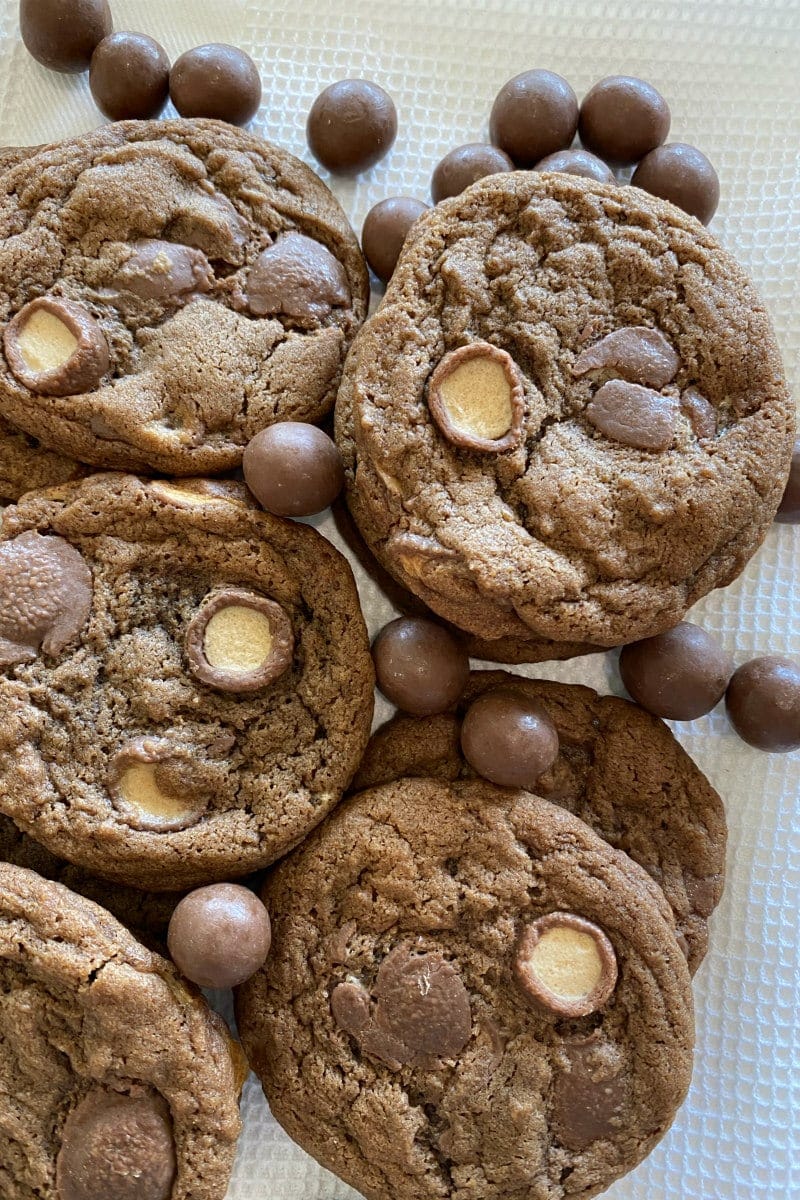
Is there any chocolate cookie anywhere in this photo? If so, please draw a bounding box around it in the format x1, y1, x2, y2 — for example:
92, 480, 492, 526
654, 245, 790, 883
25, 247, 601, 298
354, 671, 726, 973
0, 119, 368, 475
337, 170, 794, 648
236, 778, 694, 1200
0, 862, 243, 1199
0, 473, 373, 889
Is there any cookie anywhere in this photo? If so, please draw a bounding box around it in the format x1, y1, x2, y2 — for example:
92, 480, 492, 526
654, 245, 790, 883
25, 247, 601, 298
0, 119, 369, 475
354, 670, 726, 973
336, 170, 794, 648
0, 862, 244, 1200
236, 778, 694, 1200
0, 473, 374, 889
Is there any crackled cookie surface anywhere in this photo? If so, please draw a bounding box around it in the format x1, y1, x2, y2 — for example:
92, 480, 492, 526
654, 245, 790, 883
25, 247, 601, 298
236, 778, 694, 1200
354, 671, 726, 973
0, 863, 243, 1200
337, 171, 794, 648
0, 474, 373, 889
0, 119, 368, 475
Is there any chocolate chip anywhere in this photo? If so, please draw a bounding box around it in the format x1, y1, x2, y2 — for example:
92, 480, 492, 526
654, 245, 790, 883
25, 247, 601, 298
586, 380, 678, 451
619, 622, 734, 720
552, 1040, 626, 1150
111, 239, 213, 301
331, 981, 372, 1036
243, 422, 344, 517
108, 737, 211, 832
776, 439, 800, 523
372, 618, 469, 716
307, 79, 397, 174
90, 32, 170, 120
573, 326, 680, 389
431, 143, 514, 204
241, 232, 350, 322
579, 76, 670, 167
489, 69, 578, 168
169, 43, 262, 126
515, 913, 618, 1018
428, 342, 525, 453
0, 532, 92, 667
4, 297, 109, 396
460, 689, 559, 789
535, 148, 615, 183
21, 0, 112, 74
631, 142, 720, 225
681, 387, 718, 439
56, 1088, 176, 1200
725, 656, 800, 752
185, 587, 294, 694
361, 197, 429, 283
167, 884, 272, 988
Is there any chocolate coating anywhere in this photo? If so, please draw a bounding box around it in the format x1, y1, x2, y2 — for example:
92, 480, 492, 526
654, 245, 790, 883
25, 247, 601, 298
460, 689, 559, 788
243, 422, 344, 516
631, 142, 720, 225
579, 76, 670, 167
586, 380, 678, 451
573, 326, 680, 389
169, 43, 262, 125
489, 69, 578, 167
428, 342, 525, 453
167, 883, 272, 988
185, 587, 295, 694
553, 1040, 626, 1151
90, 32, 170, 121
535, 148, 614, 183
725, 656, 800, 752
361, 197, 429, 283
431, 143, 514, 204
306, 79, 397, 173
111, 239, 213, 301
4, 296, 110, 396
620, 622, 734, 720
0, 532, 92, 667
56, 1088, 176, 1200
20, 0, 112, 73
514, 912, 618, 1018
776, 439, 800, 523
372, 617, 469, 716
242, 232, 350, 322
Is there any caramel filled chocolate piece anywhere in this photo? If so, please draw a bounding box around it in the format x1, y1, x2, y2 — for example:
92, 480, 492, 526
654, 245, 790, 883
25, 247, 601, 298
515, 913, 618, 1017
111, 239, 213, 301
573, 326, 680, 389
0, 532, 92, 667
428, 343, 524, 453
4, 297, 110, 396
586, 379, 678, 451
109, 737, 211, 832
185, 587, 294, 693
56, 1088, 176, 1200
243, 232, 350, 322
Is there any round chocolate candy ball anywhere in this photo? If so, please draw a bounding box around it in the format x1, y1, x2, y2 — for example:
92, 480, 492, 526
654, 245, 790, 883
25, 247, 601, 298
535, 147, 615, 183
776, 439, 800, 523
431, 143, 514, 204
579, 75, 670, 167
631, 142, 720, 225
307, 79, 397, 174
56, 1090, 176, 1200
362, 196, 429, 283
90, 32, 170, 121
169, 43, 262, 126
725, 656, 800, 752
489, 69, 578, 168
619, 622, 734, 720
167, 883, 272, 989
20, 0, 112, 74
461, 690, 559, 789
243, 423, 344, 517
373, 618, 469, 716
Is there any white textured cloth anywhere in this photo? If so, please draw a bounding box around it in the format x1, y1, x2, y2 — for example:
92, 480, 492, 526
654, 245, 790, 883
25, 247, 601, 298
0, 1, 798, 1196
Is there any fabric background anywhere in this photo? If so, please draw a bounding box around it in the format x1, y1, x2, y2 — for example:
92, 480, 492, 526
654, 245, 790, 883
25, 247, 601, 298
0, 1, 797, 1195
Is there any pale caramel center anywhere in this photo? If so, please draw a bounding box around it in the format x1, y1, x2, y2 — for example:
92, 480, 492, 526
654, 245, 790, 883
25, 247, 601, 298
17, 309, 78, 372
117, 762, 194, 823
151, 482, 229, 508
203, 605, 273, 672
527, 926, 604, 1000
437, 357, 514, 441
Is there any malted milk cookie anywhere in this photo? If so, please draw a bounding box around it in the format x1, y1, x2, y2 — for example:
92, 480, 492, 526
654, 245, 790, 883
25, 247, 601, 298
236, 778, 694, 1200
